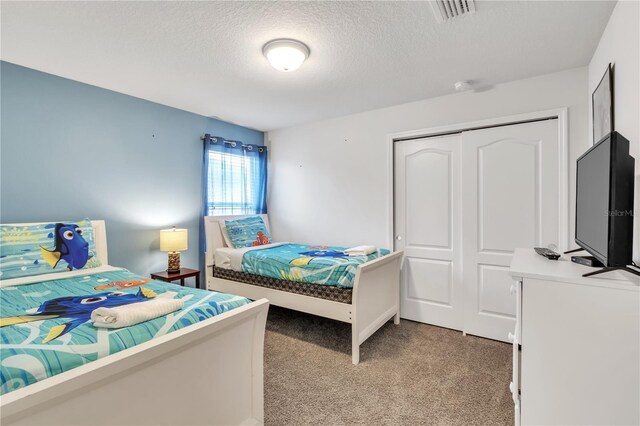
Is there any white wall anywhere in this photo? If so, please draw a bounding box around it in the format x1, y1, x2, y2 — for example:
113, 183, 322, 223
268, 67, 588, 250
588, 0, 640, 264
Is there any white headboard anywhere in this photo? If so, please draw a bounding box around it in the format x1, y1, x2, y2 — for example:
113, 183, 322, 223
2, 219, 108, 266
204, 214, 270, 267
91, 220, 108, 265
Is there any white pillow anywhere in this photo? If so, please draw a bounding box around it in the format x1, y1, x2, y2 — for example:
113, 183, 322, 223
219, 222, 233, 248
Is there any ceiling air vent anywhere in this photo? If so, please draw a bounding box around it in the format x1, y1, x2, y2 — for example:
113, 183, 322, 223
430, 0, 476, 23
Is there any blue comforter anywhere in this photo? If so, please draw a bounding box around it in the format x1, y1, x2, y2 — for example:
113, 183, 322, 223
0, 269, 251, 395
241, 244, 389, 288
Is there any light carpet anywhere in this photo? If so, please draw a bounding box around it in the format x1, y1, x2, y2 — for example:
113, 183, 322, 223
264, 306, 513, 426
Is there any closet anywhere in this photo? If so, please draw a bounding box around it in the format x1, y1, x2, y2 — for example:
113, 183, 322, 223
394, 119, 560, 342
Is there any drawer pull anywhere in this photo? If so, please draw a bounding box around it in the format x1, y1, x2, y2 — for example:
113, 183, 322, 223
508, 332, 515, 342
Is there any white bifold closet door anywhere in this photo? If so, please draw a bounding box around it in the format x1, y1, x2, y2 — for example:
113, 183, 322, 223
395, 119, 559, 342
461, 120, 559, 341
394, 134, 464, 330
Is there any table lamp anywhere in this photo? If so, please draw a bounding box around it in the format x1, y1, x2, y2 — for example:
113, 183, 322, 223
160, 227, 188, 273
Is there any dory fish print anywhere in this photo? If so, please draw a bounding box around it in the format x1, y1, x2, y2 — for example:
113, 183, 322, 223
0, 287, 157, 343
290, 248, 348, 266
39, 223, 91, 270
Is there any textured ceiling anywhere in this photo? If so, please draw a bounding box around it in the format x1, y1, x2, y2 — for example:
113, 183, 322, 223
1, 1, 615, 131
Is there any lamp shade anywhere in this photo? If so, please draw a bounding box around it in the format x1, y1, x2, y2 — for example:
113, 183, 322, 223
160, 228, 188, 252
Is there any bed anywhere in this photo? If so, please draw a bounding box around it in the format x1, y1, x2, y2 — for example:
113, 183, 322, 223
204, 214, 403, 365
0, 220, 269, 426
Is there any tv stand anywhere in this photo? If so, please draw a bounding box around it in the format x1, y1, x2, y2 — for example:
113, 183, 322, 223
564, 247, 585, 254
583, 266, 640, 278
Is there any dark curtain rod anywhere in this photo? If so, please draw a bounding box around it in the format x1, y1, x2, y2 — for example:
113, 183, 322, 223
201, 135, 267, 152
200, 135, 244, 142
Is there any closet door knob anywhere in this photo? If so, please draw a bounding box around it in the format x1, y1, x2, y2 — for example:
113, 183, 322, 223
396, 236, 402, 241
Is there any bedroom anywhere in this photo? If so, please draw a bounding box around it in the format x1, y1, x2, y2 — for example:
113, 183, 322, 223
1, 1, 639, 425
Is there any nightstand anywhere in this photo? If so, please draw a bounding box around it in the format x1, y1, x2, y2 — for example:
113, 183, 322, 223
151, 268, 200, 288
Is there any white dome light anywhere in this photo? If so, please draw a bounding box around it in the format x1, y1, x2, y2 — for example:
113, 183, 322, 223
263, 39, 310, 72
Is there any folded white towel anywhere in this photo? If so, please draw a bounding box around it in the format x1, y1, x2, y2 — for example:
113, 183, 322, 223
344, 245, 377, 257
91, 298, 184, 329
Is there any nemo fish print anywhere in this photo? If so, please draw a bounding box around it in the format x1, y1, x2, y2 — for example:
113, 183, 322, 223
94, 278, 151, 291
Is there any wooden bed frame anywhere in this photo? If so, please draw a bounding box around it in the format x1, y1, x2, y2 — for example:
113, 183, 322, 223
1, 220, 269, 426
204, 215, 403, 365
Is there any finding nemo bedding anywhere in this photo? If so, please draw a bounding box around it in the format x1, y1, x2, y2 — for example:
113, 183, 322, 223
241, 244, 390, 288
0, 269, 251, 395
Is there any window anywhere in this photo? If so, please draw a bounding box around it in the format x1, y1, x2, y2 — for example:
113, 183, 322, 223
203, 136, 267, 216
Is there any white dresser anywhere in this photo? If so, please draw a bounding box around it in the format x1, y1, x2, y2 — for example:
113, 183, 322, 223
509, 249, 640, 425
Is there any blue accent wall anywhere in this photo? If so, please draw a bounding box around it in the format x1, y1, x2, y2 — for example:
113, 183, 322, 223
0, 61, 263, 285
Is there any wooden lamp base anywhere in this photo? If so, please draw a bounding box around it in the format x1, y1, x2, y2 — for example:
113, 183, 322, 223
167, 251, 181, 273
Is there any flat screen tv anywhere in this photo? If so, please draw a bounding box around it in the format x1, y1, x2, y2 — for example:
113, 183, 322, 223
575, 131, 636, 276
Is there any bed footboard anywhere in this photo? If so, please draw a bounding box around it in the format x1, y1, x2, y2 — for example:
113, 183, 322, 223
351, 250, 403, 364
1, 299, 269, 426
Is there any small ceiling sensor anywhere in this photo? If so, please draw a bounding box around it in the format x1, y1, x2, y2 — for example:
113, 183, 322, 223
263, 39, 310, 72
454, 80, 473, 92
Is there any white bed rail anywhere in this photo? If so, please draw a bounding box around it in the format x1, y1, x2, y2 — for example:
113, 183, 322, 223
1, 299, 269, 426
351, 250, 403, 364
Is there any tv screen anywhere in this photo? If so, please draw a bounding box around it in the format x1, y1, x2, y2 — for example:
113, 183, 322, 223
576, 138, 611, 261
575, 131, 634, 268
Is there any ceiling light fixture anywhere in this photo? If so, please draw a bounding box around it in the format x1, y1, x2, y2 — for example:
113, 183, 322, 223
263, 39, 310, 72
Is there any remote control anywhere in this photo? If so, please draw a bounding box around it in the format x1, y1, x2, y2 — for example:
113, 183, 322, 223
534, 247, 560, 260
